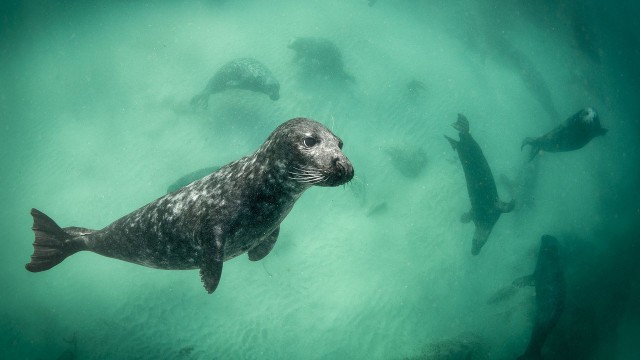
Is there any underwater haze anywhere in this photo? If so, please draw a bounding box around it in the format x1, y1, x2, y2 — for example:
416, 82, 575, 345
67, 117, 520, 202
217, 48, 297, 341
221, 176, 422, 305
2, 0, 640, 359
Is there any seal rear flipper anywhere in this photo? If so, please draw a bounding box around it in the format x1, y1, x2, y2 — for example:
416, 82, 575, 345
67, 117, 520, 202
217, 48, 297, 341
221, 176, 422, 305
471, 225, 491, 256
248, 227, 280, 261
444, 135, 459, 151
25, 209, 87, 272
199, 231, 225, 294
63, 226, 96, 237
453, 113, 470, 133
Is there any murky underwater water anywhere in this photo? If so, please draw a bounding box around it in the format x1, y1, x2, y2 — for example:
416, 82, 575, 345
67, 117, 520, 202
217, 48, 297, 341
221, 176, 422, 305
1, 0, 639, 359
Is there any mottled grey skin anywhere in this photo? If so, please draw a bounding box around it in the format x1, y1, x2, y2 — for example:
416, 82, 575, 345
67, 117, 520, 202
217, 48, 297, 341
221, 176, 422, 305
191, 58, 280, 108
287, 37, 354, 81
26, 118, 354, 294
514, 235, 565, 360
522, 107, 607, 161
444, 114, 514, 255
167, 166, 219, 193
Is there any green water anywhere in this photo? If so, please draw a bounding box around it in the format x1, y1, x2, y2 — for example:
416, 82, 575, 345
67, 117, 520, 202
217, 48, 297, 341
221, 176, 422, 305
1, 1, 639, 359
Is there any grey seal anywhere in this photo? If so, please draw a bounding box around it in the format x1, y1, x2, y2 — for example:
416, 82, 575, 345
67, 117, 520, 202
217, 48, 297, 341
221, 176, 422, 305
26, 118, 354, 294
190, 57, 280, 108
167, 166, 220, 193
521, 107, 607, 161
513, 235, 565, 359
445, 114, 514, 255
287, 37, 354, 81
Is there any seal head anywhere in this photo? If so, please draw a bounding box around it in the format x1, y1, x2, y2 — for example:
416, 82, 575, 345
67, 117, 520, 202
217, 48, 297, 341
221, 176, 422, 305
274, 118, 353, 187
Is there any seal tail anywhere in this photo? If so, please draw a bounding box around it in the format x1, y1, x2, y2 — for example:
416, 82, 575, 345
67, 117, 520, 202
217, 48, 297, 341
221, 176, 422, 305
444, 135, 459, 150
452, 113, 470, 133
25, 209, 87, 272
521, 137, 541, 161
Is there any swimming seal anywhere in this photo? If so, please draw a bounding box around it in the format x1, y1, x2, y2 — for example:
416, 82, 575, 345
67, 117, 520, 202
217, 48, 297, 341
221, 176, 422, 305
521, 107, 607, 161
25, 118, 354, 294
287, 37, 354, 81
190, 57, 280, 108
445, 114, 514, 255
513, 235, 565, 359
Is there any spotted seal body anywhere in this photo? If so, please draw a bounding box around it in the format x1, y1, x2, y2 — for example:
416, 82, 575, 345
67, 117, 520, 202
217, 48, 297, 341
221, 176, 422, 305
190, 57, 280, 108
445, 114, 514, 255
26, 118, 354, 294
287, 37, 354, 81
167, 166, 220, 193
522, 107, 607, 161
513, 235, 565, 359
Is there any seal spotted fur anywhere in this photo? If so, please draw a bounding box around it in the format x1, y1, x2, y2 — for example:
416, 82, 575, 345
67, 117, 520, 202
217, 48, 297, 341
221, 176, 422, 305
26, 118, 354, 294
190, 57, 280, 108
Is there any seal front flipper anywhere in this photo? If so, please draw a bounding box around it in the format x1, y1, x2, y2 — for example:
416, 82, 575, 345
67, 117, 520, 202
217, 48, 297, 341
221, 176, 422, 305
521, 137, 542, 161
512, 274, 535, 288
496, 199, 515, 213
25, 209, 88, 272
190, 92, 210, 109
248, 227, 280, 261
486, 284, 519, 305
199, 228, 225, 294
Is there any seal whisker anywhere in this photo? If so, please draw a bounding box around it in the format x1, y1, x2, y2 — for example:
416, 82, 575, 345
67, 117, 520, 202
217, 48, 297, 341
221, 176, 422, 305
289, 173, 325, 184
290, 166, 321, 175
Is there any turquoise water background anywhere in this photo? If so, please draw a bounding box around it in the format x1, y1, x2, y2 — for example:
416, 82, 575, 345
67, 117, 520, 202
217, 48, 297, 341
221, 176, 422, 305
1, 0, 639, 359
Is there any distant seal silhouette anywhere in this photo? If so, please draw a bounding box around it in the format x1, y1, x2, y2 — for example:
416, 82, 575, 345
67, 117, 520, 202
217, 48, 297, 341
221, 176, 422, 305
287, 37, 354, 81
522, 107, 607, 161
384, 146, 428, 178
190, 57, 280, 108
26, 118, 354, 294
513, 235, 565, 359
445, 114, 514, 255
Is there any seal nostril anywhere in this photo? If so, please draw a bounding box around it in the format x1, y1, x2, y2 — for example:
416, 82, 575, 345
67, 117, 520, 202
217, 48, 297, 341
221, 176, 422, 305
333, 158, 346, 174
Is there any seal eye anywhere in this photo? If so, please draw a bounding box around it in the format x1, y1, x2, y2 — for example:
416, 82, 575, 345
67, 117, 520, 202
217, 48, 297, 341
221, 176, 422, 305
338, 140, 344, 149
303, 137, 317, 148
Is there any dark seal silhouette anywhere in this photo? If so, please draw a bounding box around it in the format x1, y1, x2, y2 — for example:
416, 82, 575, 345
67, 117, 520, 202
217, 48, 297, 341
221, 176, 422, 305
288, 37, 354, 81
445, 114, 514, 255
26, 118, 354, 294
190, 57, 280, 108
513, 235, 565, 359
522, 107, 607, 161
